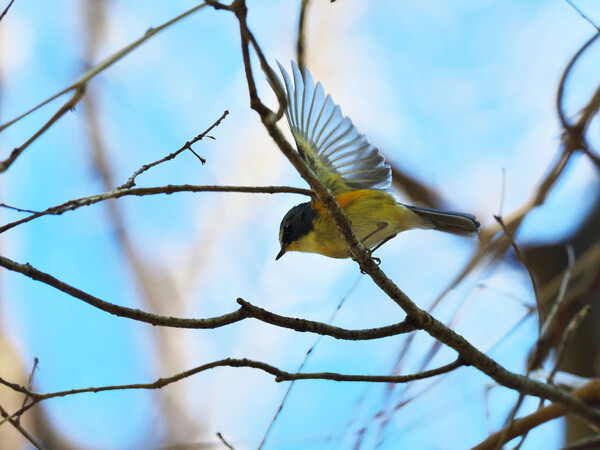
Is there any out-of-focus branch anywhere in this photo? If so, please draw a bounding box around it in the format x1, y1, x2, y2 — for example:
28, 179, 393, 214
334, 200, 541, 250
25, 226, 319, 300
0, 3, 208, 172
0, 403, 42, 449
0, 356, 464, 425
216, 432, 235, 449
494, 215, 540, 306
296, 0, 311, 73
473, 379, 600, 450
0, 0, 16, 23
0, 86, 85, 173
390, 163, 444, 209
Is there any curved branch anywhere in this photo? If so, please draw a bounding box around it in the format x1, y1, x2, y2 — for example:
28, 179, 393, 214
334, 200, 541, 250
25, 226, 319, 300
0, 357, 463, 424
556, 32, 600, 130
0, 255, 414, 340
236, 299, 417, 339
296, 0, 312, 72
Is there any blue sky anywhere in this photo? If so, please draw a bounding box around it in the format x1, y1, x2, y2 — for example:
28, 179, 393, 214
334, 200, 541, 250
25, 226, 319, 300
1, 0, 599, 448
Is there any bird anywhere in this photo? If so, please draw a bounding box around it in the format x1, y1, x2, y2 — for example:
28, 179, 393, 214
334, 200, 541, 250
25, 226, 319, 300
272, 62, 479, 260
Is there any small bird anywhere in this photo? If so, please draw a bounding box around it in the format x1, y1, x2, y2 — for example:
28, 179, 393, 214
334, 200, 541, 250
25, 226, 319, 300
273, 62, 479, 260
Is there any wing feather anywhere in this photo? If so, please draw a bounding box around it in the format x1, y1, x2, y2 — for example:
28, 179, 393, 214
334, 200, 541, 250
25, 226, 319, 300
272, 61, 391, 194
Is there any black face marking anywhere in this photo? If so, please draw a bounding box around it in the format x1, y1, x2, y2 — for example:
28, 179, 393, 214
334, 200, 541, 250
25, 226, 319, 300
279, 202, 318, 247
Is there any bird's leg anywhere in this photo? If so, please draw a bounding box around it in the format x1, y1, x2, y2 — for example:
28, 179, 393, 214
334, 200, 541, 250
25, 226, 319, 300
360, 221, 389, 244
369, 233, 397, 255
359, 222, 389, 266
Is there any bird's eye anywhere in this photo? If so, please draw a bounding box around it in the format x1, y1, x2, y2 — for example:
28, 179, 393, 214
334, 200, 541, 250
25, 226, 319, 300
284, 223, 291, 233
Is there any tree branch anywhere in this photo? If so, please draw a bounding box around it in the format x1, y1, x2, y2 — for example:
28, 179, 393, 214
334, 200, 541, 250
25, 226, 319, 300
0, 255, 415, 339
118, 109, 230, 189
0, 184, 313, 234
0, 357, 464, 425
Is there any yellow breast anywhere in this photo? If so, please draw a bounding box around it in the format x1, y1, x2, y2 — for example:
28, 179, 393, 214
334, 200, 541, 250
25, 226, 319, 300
294, 190, 424, 258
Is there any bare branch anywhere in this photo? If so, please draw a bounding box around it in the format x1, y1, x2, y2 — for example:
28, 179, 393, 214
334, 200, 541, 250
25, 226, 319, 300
119, 109, 230, 189
0, 255, 415, 340
0, 203, 40, 214
0, 184, 313, 235
0, 357, 464, 424
236, 299, 416, 339
274, 358, 464, 383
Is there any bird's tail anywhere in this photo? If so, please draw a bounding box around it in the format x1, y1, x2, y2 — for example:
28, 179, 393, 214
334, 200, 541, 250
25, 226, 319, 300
404, 204, 480, 236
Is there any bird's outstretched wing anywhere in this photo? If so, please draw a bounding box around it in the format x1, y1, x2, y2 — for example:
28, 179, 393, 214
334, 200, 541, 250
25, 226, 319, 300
272, 62, 391, 195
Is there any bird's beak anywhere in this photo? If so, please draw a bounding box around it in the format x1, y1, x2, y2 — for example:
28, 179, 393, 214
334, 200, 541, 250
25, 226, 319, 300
275, 247, 286, 261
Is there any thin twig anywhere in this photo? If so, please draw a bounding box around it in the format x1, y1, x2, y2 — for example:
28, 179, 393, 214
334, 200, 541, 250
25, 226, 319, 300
565, 0, 600, 31
216, 432, 235, 449
544, 246, 576, 334
581, 142, 600, 171
528, 246, 576, 371
389, 163, 444, 209
0, 184, 313, 234
494, 215, 540, 306
557, 32, 600, 130
0, 203, 40, 214
118, 110, 230, 189
16, 357, 38, 424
